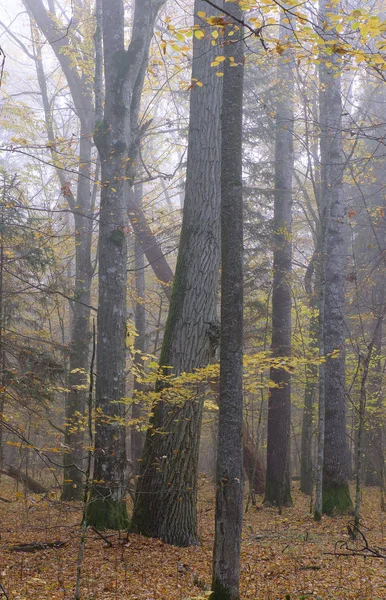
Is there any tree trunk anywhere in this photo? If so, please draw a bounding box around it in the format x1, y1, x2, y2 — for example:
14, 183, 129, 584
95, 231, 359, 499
318, 0, 352, 515
212, 5, 244, 598
87, 0, 165, 529
130, 0, 223, 546
25, 6, 95, 501
62, 122, 93, 500
300, 254, 319, 495
127, 190, 173, 300
131, 184, 146, 475
364, 318, 384, 487
264, 14, 295, 508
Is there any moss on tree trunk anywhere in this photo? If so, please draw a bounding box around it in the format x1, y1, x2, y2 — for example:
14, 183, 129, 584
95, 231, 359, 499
322, 481, 352, 515
86, 486, 129, 530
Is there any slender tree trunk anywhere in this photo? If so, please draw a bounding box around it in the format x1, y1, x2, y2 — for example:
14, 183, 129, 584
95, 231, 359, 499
264, 13, 295, 508
27, 17, 95, 500
364, 319, 384, 487
300, 254, 319, 495
318, 0, 352, 515
131, 184, 146, 474
0, 195, 4, 472
212, 5, 244, 598
62, 123, 93, 500
354, 320, 381, 529
130, 0, 223, 546
127, 191, 173, 300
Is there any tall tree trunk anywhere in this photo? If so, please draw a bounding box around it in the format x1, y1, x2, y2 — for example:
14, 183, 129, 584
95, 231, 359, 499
62, 122, 94, 500
131, 184, 146, 475
87, 0, 165, 530
212, 5, 244, 598
0, 194, 4, 472
264, 14, 295, 508
300, 253, 319, 495
130, 0, 223, 546
364, 315, 384, 487
26, 8, 95, 500
318, 0, 352, 515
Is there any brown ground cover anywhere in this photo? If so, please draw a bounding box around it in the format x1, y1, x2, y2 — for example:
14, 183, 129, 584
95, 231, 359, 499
1, 479, 385, 599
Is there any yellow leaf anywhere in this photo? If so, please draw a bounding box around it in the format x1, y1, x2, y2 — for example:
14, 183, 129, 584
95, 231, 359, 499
194, 29, 205, 39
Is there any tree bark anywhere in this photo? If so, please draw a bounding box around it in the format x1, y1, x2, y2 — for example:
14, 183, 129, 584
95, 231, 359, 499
131, 184, 146, 474
264, 13, 295, 508
212, 5, 244, 598
130, 0, 223, 546
364, 311, 384, 488
25, 2, 95, 501
300, 253, 319, 495
87, 0, 165, 530
318, 0, 352, 516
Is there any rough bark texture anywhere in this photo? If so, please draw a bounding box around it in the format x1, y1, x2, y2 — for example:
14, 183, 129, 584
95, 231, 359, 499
130, 0, 223, 547
212, 7, 244, 599
25, 1, 95, 501
318, 0, 352, 515
88, 0, 164, 529
264, 16, 295, 508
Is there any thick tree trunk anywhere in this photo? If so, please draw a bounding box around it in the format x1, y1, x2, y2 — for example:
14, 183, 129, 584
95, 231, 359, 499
87, 0, 164, 529
130, 0, 223, 547
318, 0, 352, 515
264, 15, 295, 508
212, 6, 244, 599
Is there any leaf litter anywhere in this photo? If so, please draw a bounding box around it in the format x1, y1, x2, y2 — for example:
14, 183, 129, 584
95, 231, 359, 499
1, 479, 385, 599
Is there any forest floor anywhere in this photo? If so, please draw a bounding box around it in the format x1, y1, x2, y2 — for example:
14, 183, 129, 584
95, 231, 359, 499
0, 477, 385, 599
